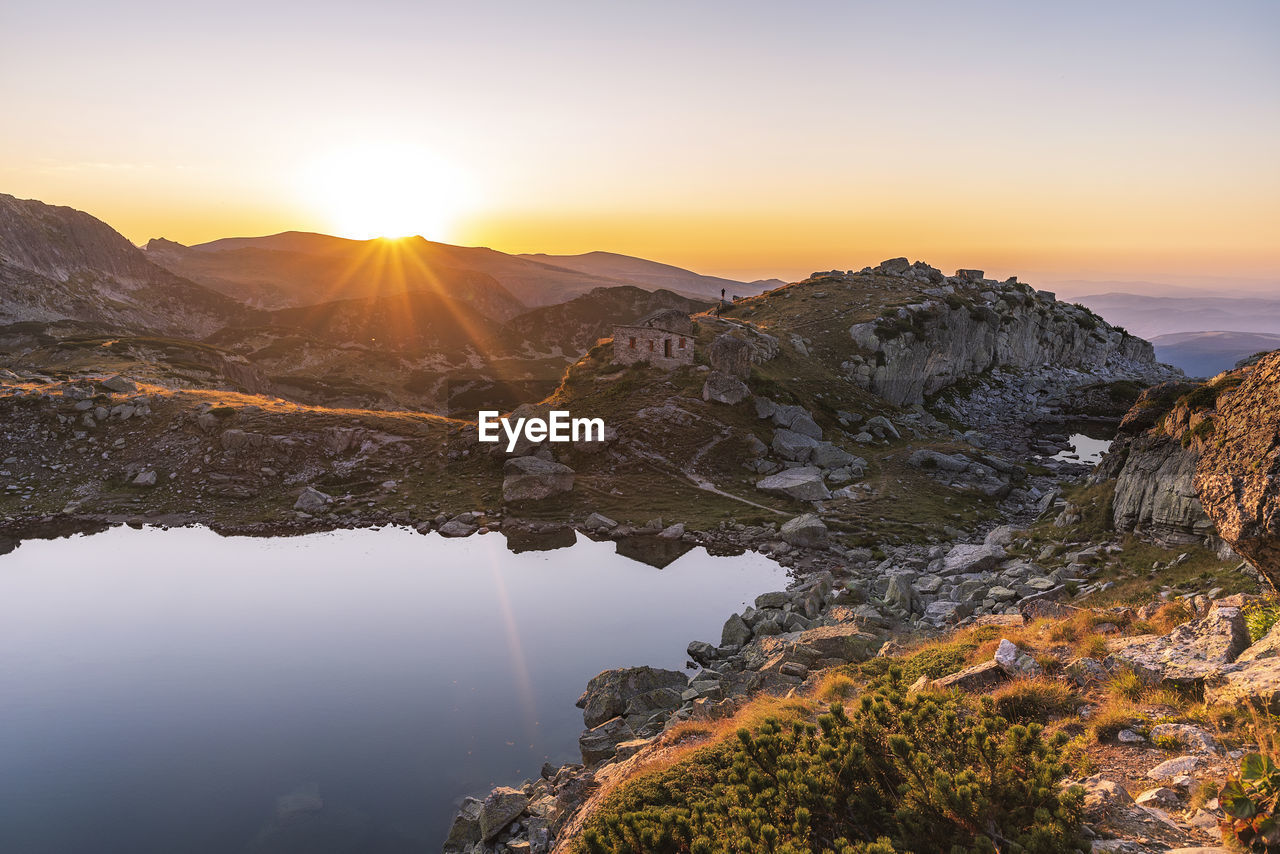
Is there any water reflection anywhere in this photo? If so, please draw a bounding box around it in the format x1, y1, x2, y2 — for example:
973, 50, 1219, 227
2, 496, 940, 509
0, 526, 785, 853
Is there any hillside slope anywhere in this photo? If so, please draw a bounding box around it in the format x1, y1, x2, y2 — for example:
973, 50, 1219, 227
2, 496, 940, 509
0, 194, 245, 337
517, 250, 780, 301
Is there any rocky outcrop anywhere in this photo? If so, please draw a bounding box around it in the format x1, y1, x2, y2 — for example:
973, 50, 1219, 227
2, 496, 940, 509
1195, 350, 1280, 584
845, 269, 1163, 406
1105, 600, 1250, 687
1112, 431, 1213, 545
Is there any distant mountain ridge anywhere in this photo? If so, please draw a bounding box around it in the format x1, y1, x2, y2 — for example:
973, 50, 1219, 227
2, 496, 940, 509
1151, 330, 1280, 378
517, 250, 781, 301
144, 231, 772, 312
1073, 291, 1280, 338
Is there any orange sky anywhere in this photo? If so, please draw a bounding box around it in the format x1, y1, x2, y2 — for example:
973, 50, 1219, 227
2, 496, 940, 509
2, 1, 1277, 287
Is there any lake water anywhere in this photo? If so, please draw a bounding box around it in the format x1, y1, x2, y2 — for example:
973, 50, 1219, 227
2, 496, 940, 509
1050, 432, 1113, 465
0, 526, 786, 854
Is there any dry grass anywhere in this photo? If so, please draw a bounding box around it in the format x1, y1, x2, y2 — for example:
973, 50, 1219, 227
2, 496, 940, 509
1108, 668, 1145, 703
1090, 701, 1143, 743
990, 677, 1079, 724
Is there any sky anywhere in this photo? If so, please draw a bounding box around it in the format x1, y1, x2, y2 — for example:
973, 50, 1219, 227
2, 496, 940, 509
2, 0, 1277, 286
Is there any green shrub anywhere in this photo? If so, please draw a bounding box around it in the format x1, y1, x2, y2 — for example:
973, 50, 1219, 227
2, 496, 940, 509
1246, 601, 1280, 644
1220, 753, 1280, 851
575, 672, 1086, 854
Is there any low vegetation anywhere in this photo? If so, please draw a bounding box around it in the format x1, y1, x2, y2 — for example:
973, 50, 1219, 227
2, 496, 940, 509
574, 671, 1086, 854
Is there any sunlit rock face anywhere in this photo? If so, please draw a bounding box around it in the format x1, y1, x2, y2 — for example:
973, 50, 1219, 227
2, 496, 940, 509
846, 270, 1161, 407
1195, 350, 1280, 586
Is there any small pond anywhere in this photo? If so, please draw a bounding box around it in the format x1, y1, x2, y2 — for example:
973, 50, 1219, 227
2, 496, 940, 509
0, 526, 786, 853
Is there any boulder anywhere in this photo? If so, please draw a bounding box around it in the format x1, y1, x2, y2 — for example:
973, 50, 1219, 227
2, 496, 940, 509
755, 466, 831, 501
1106, 603, 1250, 686
994, 639, 1042, 677
1149, 723, 1219, 755
444, 797, 484, 851
810, 442, 858, 470
293, 486, 331, 513
779, 513, 828, 548
99, 375, 136, 394
503, 456, 574, 502
923, 599, 973, 627
721, 613, 752, 647
885, 575, 921, 615
1205, 623, 1280, 711
941, 543, 1005, 575
1146, 755, 1200, 780
579, 717, 635, 766
707, 334, 753, 379
741, 624, 879, 671
932, 659, 1008, 692
479, 787, 529, 841
576, 666, 688, 729
702, 371, 750, 405
439, 516, 479, 537
132, 470, 157, 487
771, 429, 820, 462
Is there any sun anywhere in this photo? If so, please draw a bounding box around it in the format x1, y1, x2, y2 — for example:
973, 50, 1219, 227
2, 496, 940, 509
300, 142, 474, 241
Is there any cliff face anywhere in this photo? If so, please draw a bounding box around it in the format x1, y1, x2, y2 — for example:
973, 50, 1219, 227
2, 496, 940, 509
1195, 350, 1280, 585
0, 194, 243, 337
847, 277, 1159, 406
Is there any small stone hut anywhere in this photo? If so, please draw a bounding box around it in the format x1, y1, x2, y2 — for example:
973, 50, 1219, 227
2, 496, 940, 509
612, 309, 695, 368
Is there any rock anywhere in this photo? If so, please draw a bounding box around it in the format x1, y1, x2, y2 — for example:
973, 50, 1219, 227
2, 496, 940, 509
755, 466, 831, 501
584, 512, 617, 531
923, 599, 974, 627
702, 371, 751, 405
576, 666, 688, 729
503, 456, 574, 502
984, 525, 1016, 547
1149, 723, 1219, 754
721, 613, 752, 647
810, 442, 858, 470
1146, 755, 1201, 780
479, 787, 529, 841
942, 542, 1005, 575
1193, 350, 1280, 581
439, 517, 478, 537
706, 334, 753, 379
687, 641, 719, 666
932, 659, 1008, 693
1117, 729, 1146, 744
99, 375, 136, 394
1134, 787, 1181, 809
742, 624, 879, 671
578, 717, 635, 765
1065, 657, 1109, 686
1112, 429, 1212, 545
885, 575, 922, 615
1021, 597, 1079, 621
132, 470, 157, 487
908, 449, 970, 472
293, 486, 331, 513
1205, 651, 1280, 712
877, 257, 911, 275
771, 428, 820, 462
1081, 775, 1134, 811
994, 639, 1042, 677
657, 523, 685, 539
865, 415, 900, 440
779, 513, 827, 547
444, 797, 484, 851
1106, 603, 1250, 686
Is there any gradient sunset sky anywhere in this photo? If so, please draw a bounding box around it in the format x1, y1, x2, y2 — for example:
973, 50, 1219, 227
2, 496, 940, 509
3, 0, 1277, 286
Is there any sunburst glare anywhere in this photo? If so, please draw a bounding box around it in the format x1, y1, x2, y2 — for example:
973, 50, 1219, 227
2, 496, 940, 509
300, 142, 476, 241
